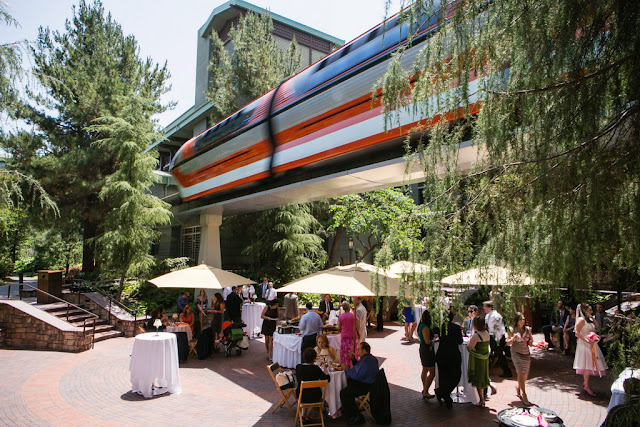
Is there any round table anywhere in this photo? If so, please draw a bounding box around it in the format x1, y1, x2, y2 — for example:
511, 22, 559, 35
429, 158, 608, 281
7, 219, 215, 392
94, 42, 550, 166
325, 369, 348, 416
242, 302, 266, 338
129, 332, 182, 398
433, 339, 490, 404
272, 332, 341, 368
608, 368, 639, 411
166, 323, 193, 341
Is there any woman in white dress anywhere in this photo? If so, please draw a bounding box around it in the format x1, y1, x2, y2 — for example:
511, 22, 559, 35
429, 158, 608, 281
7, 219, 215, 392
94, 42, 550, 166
573, 304, 608, 396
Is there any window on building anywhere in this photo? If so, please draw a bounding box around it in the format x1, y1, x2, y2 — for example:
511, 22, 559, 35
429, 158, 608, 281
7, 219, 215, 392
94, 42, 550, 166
181, 226, 201, 265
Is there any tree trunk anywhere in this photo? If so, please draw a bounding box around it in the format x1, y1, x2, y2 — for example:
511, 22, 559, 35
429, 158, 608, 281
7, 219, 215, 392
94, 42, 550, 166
117, 275, 125, 301
326, 226, 344, 267
81, 216, 96, 273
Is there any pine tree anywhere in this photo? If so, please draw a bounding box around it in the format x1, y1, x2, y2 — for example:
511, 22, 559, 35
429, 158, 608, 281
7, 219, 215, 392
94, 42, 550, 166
89, 95, 172, 300
16, 0, 170, 273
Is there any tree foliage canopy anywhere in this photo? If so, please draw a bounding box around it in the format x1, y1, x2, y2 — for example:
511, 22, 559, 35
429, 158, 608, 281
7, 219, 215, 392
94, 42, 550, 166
380, 0, 640, 292
206, 11, 301, 121
8, 0, 171, 273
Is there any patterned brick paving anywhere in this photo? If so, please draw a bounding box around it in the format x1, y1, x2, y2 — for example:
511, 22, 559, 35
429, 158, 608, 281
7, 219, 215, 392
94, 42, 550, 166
0, 324, 610, 426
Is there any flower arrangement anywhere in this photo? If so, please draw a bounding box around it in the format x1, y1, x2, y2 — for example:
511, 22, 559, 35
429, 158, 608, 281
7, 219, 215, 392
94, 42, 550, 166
534, 341, 548, 350
586, 332, 600, 343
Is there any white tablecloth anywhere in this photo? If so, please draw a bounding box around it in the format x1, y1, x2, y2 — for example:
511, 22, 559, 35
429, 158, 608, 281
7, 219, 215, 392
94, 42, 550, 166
166, 324, 192, 341
325, 370, 348, 416
242, 302, 265, 337
272, 332, 341, 368
608, 368, 639, 411
433, 340, 488, 405
414, 305, 426, 323
129, 332, 182, 398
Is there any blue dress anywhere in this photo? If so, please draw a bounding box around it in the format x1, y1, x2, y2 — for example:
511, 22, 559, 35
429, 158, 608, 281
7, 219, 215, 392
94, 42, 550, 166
403, 305, 415, 323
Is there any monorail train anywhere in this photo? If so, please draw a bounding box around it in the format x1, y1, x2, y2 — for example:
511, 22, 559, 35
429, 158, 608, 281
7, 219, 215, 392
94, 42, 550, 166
169, 3, 481, 202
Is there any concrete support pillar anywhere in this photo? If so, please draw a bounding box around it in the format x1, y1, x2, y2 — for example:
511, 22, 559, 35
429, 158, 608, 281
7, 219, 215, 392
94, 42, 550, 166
198, 208, 222, 268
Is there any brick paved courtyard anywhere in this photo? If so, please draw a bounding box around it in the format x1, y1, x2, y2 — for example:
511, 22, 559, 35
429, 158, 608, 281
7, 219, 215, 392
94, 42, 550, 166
0, 324, 610, 426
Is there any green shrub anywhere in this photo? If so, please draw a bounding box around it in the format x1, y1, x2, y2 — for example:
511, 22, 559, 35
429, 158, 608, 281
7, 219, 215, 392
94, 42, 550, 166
0, 256, 14, 280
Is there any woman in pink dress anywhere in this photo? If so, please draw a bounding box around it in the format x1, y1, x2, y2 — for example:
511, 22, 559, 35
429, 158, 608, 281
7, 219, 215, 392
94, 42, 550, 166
573, 304, 608, 396
338, 301, 358, 367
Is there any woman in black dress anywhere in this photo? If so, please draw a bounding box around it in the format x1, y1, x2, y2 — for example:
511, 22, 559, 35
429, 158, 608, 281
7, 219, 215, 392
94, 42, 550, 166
295, 348, 330, 421
261, 299, 279, 360
210, 293, 225, 349
435, 311, 463, 408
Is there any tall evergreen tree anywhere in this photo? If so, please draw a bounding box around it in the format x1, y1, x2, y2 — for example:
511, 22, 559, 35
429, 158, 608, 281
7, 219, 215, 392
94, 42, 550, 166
89, 95, 172, 300
379, 0, 640, 293
15, 0, 170, 273
206, 11, 301, 120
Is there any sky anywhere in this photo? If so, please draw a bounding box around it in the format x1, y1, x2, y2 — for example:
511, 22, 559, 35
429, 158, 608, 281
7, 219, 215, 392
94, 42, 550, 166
2, 0, 403, 129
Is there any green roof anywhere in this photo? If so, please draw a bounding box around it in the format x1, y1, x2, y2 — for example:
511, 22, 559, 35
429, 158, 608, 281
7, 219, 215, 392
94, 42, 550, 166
198, 0, 344, 45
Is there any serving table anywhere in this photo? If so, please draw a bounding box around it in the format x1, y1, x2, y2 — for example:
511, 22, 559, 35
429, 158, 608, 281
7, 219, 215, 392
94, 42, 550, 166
129, 332, 181, 398
272, 332, 341, 368
242, 302, 266, 338
608, 368, 639, 411
166, 323, 192, 341
433, 339, 490, 405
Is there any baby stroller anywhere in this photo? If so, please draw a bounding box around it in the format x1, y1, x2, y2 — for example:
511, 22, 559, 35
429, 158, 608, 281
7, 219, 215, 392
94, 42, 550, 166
220, 320, 249, 357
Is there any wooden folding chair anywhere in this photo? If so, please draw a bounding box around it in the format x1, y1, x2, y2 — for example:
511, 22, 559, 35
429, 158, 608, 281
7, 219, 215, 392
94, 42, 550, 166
356, 392, 374, 421
295, 380, 328, 427
188, 339, 198, 357
267, 362, 296, 415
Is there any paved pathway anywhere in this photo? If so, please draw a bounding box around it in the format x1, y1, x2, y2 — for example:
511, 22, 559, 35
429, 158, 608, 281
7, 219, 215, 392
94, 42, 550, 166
0, 324, 610, 426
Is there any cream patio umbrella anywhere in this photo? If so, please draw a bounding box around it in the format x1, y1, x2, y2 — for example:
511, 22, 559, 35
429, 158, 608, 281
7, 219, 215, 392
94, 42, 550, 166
149, 264, 256, 289
439, 265, 538, 287
276, 263, 404, 297
388, 261, 435, 275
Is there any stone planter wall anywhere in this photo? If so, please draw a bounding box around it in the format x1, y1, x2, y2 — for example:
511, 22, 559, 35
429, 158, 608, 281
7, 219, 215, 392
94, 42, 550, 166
63, 292, 147, 337
0, 301, 93, 352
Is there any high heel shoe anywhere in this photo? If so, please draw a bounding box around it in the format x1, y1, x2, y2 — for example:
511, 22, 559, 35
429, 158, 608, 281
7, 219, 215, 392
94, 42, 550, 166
582, 385, 597, 397
515, 386, 521, 398
521, 393, 531, 406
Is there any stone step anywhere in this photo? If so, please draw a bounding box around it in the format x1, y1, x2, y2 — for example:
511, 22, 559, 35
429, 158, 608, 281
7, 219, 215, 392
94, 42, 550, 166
69, 318, 108, 328
54, 312, 98, 323
38, 302, 73, 312
93, 329, 123, 342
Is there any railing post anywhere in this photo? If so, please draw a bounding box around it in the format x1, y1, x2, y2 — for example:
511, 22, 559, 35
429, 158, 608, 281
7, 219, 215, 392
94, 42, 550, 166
108, 297, 112, 325
66, 303, 70, 321
134, 310, 137, 337
6, 284, 10, 299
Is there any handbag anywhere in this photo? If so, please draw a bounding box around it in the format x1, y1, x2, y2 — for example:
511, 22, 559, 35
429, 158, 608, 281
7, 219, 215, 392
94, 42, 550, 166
275, 369, 296, 389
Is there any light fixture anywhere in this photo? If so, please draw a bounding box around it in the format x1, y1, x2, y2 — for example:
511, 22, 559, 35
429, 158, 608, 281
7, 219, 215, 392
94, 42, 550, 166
153, 319, 163, 335
348, 237, 354, 251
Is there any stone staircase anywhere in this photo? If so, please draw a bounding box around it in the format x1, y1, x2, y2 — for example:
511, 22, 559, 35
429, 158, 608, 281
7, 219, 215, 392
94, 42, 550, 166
38, 302, 123, 342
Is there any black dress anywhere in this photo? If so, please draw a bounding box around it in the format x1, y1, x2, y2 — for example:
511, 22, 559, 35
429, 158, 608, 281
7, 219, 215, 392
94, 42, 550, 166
261, 306, 278, 336
295, 363, 330, 403
435, 321, 463, 400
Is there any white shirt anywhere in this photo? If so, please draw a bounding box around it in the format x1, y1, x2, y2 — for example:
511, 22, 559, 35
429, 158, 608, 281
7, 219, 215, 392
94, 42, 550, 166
242, 284, 255, 299
264, 286, 278, 301
222, 286, 232, 301
355, 303, 368, 342
485, 309, 506, 341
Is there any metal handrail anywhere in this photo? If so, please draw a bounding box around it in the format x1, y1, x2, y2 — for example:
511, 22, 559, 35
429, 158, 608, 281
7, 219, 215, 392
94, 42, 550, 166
78, 281, 139, 336
12, 283, 97, 349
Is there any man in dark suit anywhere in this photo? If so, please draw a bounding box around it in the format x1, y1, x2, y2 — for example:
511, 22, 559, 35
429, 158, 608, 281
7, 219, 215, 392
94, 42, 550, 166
318, 294, 334, 319
542, 300, 570, 350
257, 277, 268, 302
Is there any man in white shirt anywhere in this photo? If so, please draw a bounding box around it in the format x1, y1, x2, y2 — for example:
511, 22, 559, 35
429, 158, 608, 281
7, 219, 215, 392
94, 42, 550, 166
298, 302, 324, 353
264, 282, 278, 301
483, 300, 512, 378
242, 284, 255, 300
355, 296, 368, 343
